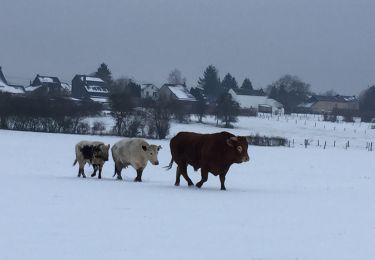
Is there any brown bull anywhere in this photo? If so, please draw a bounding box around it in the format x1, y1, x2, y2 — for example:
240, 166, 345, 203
165, 131, 250, 190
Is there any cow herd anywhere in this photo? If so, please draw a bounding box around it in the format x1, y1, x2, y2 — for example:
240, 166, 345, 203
73, 131, 250, 190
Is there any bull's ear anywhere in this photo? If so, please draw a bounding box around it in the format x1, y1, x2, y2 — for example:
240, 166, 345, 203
245, 136, 251, 143
142, 145, 147, 151
226, 138, 234, 147
157, 145, 162, 151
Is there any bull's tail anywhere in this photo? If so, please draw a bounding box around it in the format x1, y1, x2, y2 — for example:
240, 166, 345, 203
73, 159, 77, 166
164, 158, 174, 170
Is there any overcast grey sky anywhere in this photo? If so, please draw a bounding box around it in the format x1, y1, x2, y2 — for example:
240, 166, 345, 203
1, 0, 374, 95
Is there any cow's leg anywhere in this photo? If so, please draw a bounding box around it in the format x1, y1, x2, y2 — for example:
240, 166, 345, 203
91, 165, 97, 177
79, 162, 86, 178
175, 166, 181, 186
180, 164, 193, 186
114, 163, 123, 180
219, 173, 226, 190
134, 168, 144, 182
196, 167, 208, 188
98, 164, 103, 179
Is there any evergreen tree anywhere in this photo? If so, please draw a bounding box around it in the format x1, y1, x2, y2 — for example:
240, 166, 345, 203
215, 92, 240, 128
190, 87, 207, 123
95, 63, 113, 86
198, 65, 221, 102
241, 78, 253, 90
221, 73, 238, 91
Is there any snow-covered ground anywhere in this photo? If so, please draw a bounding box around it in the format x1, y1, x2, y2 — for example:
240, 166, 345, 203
1, 116, 375, 260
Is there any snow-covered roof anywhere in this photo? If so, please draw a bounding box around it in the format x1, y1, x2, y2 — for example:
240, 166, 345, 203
165, 84, 196, 101
81, 76, 104, 83
25, 82, 71, 93
60, 82, 71, 91
24, 85, 42, 92
90, 97, 109, 103
84, 85, 109, 94
312, 95, 358, 103
0, 79, 24, 94
229, 89, 282, 109
0, 67, 24, 94
298, 102, 315, 108
38, 76, 55, 83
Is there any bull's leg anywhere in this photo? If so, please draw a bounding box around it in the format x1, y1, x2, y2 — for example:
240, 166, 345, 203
175, 166, 181, 186
91, 165, 98, 177
196, 167, 208, 188
219, 174, 226, 190
98, 164, 103, 179
134, 168, 144, 182
180, 164, 193, 186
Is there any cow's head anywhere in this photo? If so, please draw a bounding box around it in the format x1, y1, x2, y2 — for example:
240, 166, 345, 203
95, 144, 111, 161
226, 136, 250, 163
142, 144, 162, 165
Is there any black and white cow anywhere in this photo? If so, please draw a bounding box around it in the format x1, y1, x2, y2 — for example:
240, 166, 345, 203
73, 141, 110, 179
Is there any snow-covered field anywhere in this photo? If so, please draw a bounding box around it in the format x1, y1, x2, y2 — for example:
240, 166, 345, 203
1, 116, 375, 260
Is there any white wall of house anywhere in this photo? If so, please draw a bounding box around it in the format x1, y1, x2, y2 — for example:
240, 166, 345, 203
141, 85, 159, 99
228, 89, 284, 115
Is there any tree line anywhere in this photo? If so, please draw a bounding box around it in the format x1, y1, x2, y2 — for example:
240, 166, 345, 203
2, 63, 375, 138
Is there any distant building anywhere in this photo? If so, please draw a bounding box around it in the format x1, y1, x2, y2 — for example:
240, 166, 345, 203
0, 66, 25, 95
228, 89, 284, 115
159, 83, 197, 101
159, 83, 197, 109
141, 84, 159, 99
71, 75, 109, 104
298, 95, 359, 114
232, 88, 265, 96
25, 74, 70, 96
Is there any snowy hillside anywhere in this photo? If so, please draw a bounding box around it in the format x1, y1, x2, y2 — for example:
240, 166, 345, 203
1, 116, 374, 260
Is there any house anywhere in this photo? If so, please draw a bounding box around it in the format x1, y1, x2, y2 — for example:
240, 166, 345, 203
228, 89, 284, 115
0, 66, 25, 95
159, 83, 197, 102
141, 84, 159, 99
71, 75, 109, 104
298, 95, 359, 114
25, 74, 70, 96
159, 83, 197, 109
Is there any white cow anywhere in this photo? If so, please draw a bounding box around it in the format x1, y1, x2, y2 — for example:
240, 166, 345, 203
111, 138, 161, 182
73, 141, 110, 179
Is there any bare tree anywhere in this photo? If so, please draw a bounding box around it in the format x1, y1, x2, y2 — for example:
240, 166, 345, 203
167, 69, 186, 85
